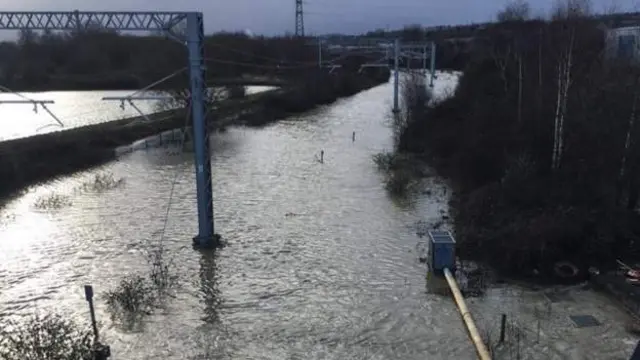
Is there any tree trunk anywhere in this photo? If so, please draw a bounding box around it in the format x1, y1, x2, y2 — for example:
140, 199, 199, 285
628, 163, 639, 210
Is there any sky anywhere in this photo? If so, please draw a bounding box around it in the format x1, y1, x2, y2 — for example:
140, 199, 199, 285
0, 0, 638, 37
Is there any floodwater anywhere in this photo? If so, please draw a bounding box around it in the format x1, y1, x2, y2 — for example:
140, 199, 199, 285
0, 85, 274, 141
0, 72, 636, 359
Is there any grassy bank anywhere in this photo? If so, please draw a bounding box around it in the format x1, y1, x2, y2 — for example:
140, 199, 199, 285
397, 12, 640, 283
0, 68, 390, 202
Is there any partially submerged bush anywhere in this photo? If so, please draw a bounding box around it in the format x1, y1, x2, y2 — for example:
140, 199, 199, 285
105, 275, 155, 323
374, 151, 432, 196
34, 193, 72, 210
146, 245, 178, 296
106, 241, 179, 326
0, 313, 93, 360
81, 172, 125, 192
385, 169, 414, 195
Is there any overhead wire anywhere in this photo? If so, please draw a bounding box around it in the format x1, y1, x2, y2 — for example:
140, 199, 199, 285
203, 46, 393, 71
204, 57, 316, 69
206, 41, 314, 65
158, 103, 192, 245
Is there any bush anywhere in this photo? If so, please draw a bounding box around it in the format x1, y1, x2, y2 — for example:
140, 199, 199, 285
34, 193, 73, 210
80, 172, 125, 192
105, 275, 155, 324
226, 85, 246, 99
0, 313, 93, 360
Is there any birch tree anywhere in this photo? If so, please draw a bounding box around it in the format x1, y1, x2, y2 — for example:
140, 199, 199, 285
551, 0, 584, 170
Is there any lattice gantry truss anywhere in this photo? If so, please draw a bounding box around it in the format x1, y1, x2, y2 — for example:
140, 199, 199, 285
0, 11, 188, 31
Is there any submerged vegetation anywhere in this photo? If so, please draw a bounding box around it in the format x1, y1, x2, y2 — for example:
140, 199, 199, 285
106, 209, 179, 327
397, 0, 640, 281
80, 173, 125, 193
105, 275, 156, 325
105, 233, 179, 325
0, 313, 93, 360
33, 193, 73, 210
32, 172, 124, 210
374, 74, 434, 196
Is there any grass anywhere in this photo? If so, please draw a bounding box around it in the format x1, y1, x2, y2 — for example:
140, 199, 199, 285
0, 313, 94, 360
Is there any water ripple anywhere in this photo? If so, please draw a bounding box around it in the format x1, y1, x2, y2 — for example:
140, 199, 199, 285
0, 78, 635, 359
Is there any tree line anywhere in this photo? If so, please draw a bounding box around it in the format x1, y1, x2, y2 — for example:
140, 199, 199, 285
398, 0, 640, 280
0, 29, 322, 91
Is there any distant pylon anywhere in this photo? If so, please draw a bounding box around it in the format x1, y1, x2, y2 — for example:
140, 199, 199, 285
295, 0, 305, 37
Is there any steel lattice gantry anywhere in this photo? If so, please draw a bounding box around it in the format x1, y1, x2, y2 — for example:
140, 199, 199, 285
295, 0, 304, 37
0, 11, 188, 30
0, 11, 218, 248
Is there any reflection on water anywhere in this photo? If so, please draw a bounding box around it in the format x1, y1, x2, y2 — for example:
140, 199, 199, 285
199, 251, 222, 325
0, 86, 273, 141
0, 75, 636, 359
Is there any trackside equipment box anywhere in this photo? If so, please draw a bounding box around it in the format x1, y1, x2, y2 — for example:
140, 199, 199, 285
428, 230, 456, 274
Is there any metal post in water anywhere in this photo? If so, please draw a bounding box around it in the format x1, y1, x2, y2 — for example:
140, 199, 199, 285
352, 131, 356, 142
320, 150, 324, 163
423, 45, 427, 78
84, 285, 111, 360
429, 42, 437, 88
500, 313, 507, 343
187, 12, 218, 248
84, 285, 99, 341
393, 38, 400, 113
318, 38, 322, 68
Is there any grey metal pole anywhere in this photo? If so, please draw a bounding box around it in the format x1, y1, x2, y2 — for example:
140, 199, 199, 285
318, 38, 322, 67
393, 38, 400, 113
186, 12, 217, 248
429, 42, 437, 88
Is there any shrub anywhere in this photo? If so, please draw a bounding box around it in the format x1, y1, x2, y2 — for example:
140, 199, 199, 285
0, 313, 93, 360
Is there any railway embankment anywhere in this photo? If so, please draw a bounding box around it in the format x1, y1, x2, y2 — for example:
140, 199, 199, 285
0, 68, 390, 201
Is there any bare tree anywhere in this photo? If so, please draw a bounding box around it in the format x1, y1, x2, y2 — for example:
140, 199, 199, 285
550, 0, 586, 170
497, 0, 531, 22
552, 0, 592, 20
602, 0, 621, 15
551, 29, 574, 170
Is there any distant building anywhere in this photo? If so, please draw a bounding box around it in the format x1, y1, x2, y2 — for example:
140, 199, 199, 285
604, 26, 640, 61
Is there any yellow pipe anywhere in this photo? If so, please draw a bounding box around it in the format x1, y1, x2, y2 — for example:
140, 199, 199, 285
443, 267, 492, 360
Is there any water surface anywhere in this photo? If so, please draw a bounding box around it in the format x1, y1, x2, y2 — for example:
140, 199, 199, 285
0, 74, 635, 359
